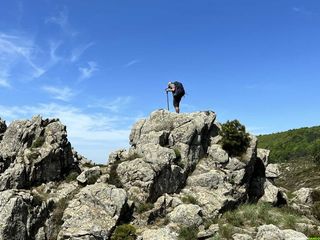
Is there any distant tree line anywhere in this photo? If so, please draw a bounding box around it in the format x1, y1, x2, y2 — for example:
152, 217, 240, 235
258, 126, 320, 164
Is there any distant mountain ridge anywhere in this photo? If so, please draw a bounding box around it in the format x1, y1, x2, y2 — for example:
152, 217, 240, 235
258, 125, 320, 163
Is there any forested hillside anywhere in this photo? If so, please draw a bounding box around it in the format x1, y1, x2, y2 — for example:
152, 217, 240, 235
258, 126, 320, 163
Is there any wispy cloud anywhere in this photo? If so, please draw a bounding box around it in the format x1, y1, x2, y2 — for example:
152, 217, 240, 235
49, 40, 62, 63
46, 7, 77, 36
0, 32, 45, 84
0, 70, 11, 88
70, 42, 94, 62
124, 59, 140, 68
88, 96, 133, 113
42, 85, 76, 101
79, 61, 98, 80
292, 7, 312, 15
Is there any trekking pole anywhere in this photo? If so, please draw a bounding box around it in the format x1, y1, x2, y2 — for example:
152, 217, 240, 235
166, 91, 170, 111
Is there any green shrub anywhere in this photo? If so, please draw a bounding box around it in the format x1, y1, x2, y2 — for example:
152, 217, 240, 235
27, 150, 40, 160
49, 197, 69, 239
163, 216, 170, 225
65, 171, 79, 183
136, 202, 154, 214
126, 153, 143, 161
82, 162, 95, 168
111, 224, 137, 240
178, 225, 198, 240
32, 136, 45, 148
173, 148, 185, 169
107, 163, 123, 188
181, 195, 199, 205
174, 148, 181, 160
218, 223, 234, 240
220, 120, 250, 157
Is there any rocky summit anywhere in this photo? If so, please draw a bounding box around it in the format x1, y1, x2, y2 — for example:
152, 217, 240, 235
0, 110, 317, 240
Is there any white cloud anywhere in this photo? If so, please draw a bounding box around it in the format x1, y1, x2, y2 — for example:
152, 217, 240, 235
0, 32, 45, 83
46, 8, 77, 36
42, 85, 76, 101
88, 96, 133, 113
0, 103, 135, 163
79, 61, 98, 80
124, 59, 140, 68
0, 70, 11, 88
49, 40, 62, 64
70, 42, 94, 62
292, 6, 312, 15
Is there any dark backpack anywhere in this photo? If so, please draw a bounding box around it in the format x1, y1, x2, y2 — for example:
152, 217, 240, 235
173, 81, 185, 97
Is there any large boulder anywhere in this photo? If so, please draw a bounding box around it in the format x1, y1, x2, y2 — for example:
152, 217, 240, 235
180, 154, 248, 219
168, 204, 203, 227
265, 164, 280, 178
0, 116, 76, 190
259, 180, 287, 206
141, 227, 178, 240
255, 224, 307, 240
292, 188, 314, 205
76, 166, 101, 185
58, 183, 130, 239
0, 189, 52, 240
116, 144, 184, 202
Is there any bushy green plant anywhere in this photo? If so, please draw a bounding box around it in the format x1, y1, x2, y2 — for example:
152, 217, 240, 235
218, 223, 234, 240
136, 202, 154, 214
126, 153, 143, 161
65, 171, 79, 183
111, 224, 137, 240
32, 136, 45, 148
173, 148, 185, 169
107, 163, 123, 188
220, 120, 250, 157
181, 195, 198, 205
174, 148, 181, 160
82, 162, 95, 168
178, 225, 198, 240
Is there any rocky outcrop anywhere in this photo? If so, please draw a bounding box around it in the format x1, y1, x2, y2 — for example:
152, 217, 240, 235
255, 224, 307, 240
76, 166, 101, 185
58, 183, 130, 239
0, 112, 313, 240
265, 164, 280, 178
168, 203, 203, 227
0, 118, 6, 141
0, 189, 52, 240
141, 227, 178, 240
110, 110, 218, 202
0, 116, 76, 190
257, 148, 270, 166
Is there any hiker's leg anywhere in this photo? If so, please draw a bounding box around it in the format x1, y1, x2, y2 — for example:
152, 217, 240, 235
174, 96, 182, 113
173, 96, 179, 113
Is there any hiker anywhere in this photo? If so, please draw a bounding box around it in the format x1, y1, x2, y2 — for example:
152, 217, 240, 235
166, 81, 185, 113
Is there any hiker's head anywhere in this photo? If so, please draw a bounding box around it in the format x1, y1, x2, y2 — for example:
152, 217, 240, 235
168, 81, 172, 87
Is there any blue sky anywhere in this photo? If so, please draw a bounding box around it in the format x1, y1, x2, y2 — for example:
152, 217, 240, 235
0, 0, 319, 163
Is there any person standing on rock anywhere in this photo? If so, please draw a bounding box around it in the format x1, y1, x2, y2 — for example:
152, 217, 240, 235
166, 81, 185, 113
